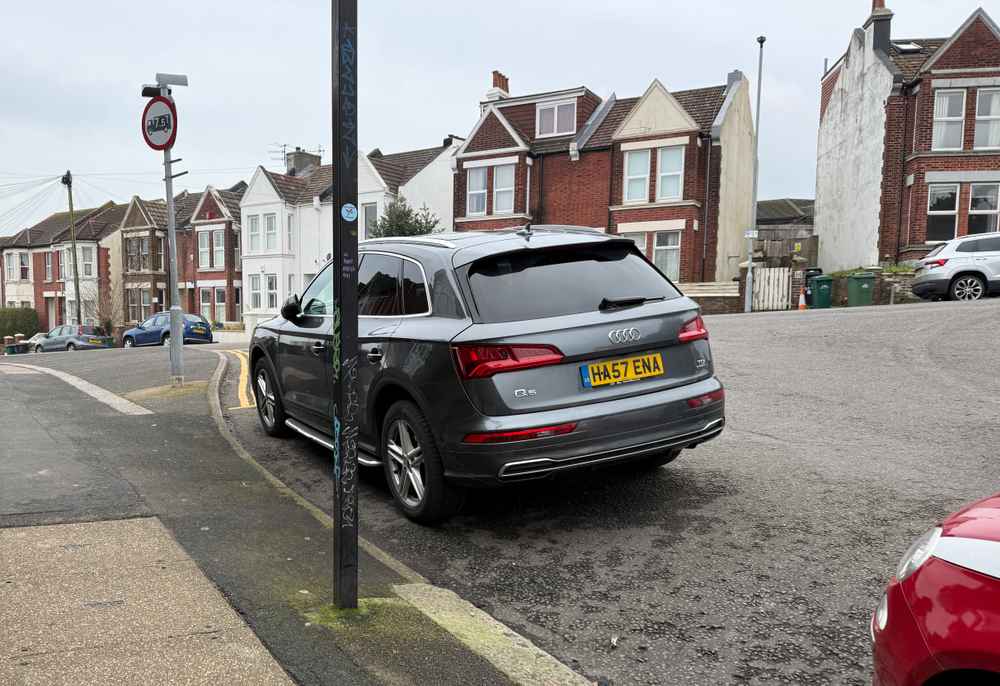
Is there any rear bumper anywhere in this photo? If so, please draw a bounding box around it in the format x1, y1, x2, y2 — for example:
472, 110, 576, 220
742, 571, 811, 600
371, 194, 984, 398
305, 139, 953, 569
441, 376, 725, 486
910, 274, 949, 299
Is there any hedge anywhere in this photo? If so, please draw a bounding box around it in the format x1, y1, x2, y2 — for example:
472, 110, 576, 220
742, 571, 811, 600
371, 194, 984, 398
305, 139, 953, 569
0, 308, 40, 340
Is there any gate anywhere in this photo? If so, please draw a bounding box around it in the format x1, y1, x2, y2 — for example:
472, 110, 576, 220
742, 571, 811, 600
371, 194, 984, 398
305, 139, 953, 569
751, 266, 791, 311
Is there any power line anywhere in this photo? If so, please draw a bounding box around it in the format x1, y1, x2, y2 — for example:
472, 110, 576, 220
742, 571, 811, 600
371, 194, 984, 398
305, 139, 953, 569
0, 180, 62, 232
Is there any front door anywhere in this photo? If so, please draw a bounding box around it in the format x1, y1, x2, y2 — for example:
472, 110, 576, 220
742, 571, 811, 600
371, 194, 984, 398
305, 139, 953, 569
43, 326, 67, 351
277, 264, 335, 432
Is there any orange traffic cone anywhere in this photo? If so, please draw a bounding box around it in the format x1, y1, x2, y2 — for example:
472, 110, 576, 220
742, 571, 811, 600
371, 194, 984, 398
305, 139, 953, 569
798, 288, 807, 311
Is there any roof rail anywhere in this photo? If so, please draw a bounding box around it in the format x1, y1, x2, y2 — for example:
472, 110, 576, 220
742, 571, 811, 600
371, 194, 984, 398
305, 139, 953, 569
361, 236, 457, 249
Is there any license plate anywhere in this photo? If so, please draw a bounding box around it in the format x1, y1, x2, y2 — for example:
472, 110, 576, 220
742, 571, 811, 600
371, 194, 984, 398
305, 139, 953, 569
193, 327, 206, 334
581, 353, 664, 388
89, 338, 101, 344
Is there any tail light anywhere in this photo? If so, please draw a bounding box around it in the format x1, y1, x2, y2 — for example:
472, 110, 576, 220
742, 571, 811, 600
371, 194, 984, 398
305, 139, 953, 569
678, 315, 708, 343
463, 423, 577, 444
688, 388, 725, 408
927, 259, 949, 269
452, 344, 564, 379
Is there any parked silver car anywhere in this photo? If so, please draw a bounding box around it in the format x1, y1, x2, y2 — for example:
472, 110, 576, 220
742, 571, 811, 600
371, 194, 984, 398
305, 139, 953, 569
33, 325, 115, 353
911, 232, 1000, 301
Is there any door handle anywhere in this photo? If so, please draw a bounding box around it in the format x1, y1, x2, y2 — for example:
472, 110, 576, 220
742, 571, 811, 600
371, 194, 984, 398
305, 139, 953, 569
367, 347, 383, 363
311, 341, 325, 356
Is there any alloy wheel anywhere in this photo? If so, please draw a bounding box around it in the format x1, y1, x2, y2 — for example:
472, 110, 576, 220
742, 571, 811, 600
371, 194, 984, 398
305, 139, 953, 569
255, 370, 277, 428
124, 338, 134, 348
387, 419, 425, 508
954, 277, 985, 301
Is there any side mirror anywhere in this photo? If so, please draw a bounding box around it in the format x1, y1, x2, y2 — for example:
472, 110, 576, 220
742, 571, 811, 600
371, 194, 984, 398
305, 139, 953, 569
281, 294, 302, 321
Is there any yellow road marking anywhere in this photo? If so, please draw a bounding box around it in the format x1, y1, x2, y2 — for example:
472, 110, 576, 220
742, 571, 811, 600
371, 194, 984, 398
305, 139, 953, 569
226, 350, 253, 408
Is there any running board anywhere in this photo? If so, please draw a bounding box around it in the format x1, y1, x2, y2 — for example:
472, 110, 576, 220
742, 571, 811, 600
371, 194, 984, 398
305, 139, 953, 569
284, 418, 382, 467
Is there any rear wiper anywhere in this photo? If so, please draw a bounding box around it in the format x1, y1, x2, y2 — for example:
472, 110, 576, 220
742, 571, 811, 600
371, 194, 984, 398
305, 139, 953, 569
599, 296, 666, 311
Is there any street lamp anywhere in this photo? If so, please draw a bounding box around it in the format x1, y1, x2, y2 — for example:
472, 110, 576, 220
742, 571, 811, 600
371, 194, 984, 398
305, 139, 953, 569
745, 35, 766, 314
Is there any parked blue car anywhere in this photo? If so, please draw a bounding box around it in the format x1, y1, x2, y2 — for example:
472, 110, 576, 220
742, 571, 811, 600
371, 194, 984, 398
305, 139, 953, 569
122, 313, 213, 348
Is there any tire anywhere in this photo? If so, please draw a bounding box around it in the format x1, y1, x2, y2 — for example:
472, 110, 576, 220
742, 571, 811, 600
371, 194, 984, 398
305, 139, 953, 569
161, 333, 170, 346
253, 358, 288, 437
381, 400, 462, 524
637, 448, 683, 470
66, 343, 76, 352
123, 337, 134, 348
950, 274, 986, 301
34, 345, 43, 354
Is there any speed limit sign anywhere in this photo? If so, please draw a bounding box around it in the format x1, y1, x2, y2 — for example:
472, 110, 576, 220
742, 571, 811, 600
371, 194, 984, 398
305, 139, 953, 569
141, 96, 177, 151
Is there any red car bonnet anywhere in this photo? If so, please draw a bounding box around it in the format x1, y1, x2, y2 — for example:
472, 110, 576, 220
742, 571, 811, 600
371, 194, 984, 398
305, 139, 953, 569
940, 493, 1000, 543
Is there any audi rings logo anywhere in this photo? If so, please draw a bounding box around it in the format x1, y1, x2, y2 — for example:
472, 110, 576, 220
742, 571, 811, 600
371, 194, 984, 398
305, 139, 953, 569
608, 328, 641, 345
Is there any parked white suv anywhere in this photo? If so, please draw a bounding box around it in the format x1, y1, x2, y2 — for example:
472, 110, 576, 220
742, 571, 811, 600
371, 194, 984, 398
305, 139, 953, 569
911, 232, 1000, 301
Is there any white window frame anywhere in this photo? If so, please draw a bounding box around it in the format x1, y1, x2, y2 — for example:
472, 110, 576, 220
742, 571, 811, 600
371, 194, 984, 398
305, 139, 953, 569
264, 214, 277, 251
214, 287, 226, 322
467, 168, 487, 216
59, 249, 67, 280
248, 215, 261, 252
249, 274, 261, 310
81, 246, 94, 277
535, 99, 577, 138
969, 183, 1000, 234
653, 231, 682, 282
200, 287, 213, 322
926, 184, 959, 243
212, 229, 224, 268
932, 89, 966, 151
975, 88, 1000, 150
19, 252, 30, 280
198, 231, 211, 269
44, 252, 52, 281
286, 213, 294, 251
4, 253, 14, 282
288, 273, 295, 295
265, 273, 278, 309
624, 150, 651, 204
233, 232, 241, 266
492, 164, 515, 215
362, 203, 377, 239
656, 146, 685, 201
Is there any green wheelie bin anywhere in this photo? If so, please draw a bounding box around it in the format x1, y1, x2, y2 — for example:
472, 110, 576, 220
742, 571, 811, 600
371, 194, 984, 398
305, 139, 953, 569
847, 272, 876, 307
810, 275, 833, 309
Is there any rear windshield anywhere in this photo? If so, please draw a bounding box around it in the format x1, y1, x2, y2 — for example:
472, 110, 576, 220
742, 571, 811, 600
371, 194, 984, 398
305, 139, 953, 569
183, 314, 208, 324
466, 242, 681, 323
925, 244, 946, 258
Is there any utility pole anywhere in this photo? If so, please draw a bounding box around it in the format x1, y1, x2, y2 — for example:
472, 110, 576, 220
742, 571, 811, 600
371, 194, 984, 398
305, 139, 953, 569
745, 35, 766, 314
332, 0, 360, 609
61, 172, 83, 326
141, 73, 188, 386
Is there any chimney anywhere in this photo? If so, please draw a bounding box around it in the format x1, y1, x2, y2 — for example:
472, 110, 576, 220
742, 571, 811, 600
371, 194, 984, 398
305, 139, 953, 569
285, 146, 322, 176
865, 0, 893, 54
485, 70, 510, 101
727, 70, 744, 89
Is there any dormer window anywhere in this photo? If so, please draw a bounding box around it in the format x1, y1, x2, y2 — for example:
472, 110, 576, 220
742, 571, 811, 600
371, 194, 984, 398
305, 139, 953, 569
536, 100, 576, 138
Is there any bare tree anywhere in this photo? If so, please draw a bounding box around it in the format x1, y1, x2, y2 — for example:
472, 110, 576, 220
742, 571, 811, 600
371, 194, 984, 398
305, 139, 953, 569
87, 278, 125, 333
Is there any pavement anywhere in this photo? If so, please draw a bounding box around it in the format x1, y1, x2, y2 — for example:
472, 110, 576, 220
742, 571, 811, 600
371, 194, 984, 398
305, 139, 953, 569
0, 344, 560, 686
219, 298, 1000, 685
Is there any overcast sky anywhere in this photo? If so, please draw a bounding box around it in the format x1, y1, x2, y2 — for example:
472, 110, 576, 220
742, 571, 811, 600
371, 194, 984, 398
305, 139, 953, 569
0, 0, 986, 235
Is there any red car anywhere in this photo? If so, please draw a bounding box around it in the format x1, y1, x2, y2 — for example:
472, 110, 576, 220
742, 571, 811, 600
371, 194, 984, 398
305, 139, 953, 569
873, 493, 1000, 686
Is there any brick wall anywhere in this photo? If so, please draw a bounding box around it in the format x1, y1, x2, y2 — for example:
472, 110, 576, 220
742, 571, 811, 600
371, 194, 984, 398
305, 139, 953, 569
466, 113, 518, 153
930, 17, 1000, 71
538, 150, 611, 228
820, 67, 841, 121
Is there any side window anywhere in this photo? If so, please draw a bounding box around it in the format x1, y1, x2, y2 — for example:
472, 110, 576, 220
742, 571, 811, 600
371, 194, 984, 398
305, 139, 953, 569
956, 241, 981, 253
53, 326, 67, 337
401, 260, 429, 316
979, 236, 1000, 252
358, 254, 402, 317
153, 314, 168, 328
301, 265, 334, 316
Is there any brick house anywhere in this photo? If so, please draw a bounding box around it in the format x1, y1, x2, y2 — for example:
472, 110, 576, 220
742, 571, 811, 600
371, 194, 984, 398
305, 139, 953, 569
451, 70, 756, 283
1, 203, 124, 330
817, 3, 1000, 270
118, 181, 245, 325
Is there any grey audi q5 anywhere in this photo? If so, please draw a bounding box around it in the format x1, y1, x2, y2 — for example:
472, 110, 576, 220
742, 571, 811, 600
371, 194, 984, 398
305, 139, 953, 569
249, 227, 725, 523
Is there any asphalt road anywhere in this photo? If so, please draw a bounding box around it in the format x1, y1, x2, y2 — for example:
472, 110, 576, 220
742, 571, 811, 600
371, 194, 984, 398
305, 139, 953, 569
219, 299, 1000, 685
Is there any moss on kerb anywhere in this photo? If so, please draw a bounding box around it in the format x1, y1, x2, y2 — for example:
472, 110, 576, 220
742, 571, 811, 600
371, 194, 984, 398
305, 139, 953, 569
294, 595, 423, 635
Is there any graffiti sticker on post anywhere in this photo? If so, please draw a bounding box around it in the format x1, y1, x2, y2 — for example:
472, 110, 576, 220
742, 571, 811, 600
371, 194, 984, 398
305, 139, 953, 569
141, 96, 178, 151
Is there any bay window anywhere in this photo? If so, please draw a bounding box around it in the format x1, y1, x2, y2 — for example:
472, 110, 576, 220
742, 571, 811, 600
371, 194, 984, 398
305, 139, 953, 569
19, 252, 29, 280
198, 232, 211, 268
970, 184, 999, 234
287, 214, 294, 251
656, 147, 684, 200
467, 167, 487, 216
266, 274, 278, 308
81, 246, 94, 277
200, 288, 213, 322
927, 185, 959, 242
975, 88, 1000, 149
212, 229, 224, 268
249, 274, 261, 309
932, 90, 965, 151
624, 150, 650, 203
3, 253, 14, 281
215, 287, 226, 322
493, 164, 515, 214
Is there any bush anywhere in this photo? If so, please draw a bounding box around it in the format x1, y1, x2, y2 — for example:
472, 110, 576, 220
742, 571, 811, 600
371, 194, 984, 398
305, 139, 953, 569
0, 308, 40, 340
368, 196, 439, 238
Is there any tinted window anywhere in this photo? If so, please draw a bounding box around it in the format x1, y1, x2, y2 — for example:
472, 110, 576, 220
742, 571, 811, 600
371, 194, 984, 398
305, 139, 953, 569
466, 242, 682, 323
302, 265, 334, 316
977, 236, 1000, 252
358, 254, 402, 317
956, 240, 981, 253
401, 260, 429, 316
80, 325, 107, 336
